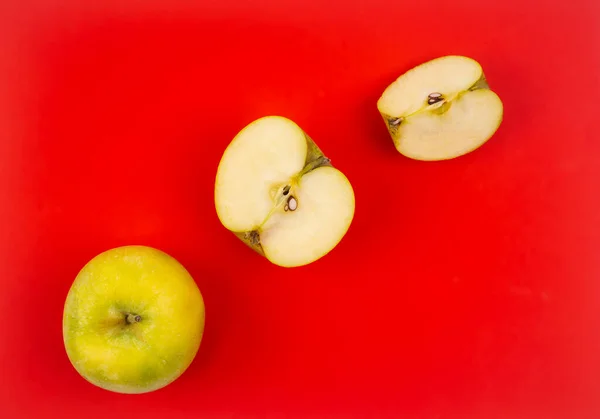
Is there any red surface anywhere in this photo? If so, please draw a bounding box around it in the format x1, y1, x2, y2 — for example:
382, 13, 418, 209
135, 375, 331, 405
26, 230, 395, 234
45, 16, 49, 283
1, 0, 600, 418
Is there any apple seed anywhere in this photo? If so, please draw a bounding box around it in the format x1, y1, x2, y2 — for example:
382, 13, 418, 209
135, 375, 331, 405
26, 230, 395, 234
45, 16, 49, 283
287, 196, 298, 212
427, 93, 444, 105
282, 185, 290, 196
389, 117, 402, 127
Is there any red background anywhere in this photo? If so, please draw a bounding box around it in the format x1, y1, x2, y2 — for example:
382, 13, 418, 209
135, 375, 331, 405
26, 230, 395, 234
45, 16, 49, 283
1, 0, 599, 418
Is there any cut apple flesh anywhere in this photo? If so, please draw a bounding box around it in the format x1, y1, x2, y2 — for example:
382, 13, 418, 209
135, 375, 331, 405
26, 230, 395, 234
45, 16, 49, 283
260, 166, 354, 267
377, 55, 503, 161
214, 116, 355, 268
394, 89, 503, 161
214, 117, 307, 232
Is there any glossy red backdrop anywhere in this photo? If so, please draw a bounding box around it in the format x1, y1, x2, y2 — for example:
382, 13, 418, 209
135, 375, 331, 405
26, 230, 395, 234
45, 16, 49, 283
1, 0, 599, 418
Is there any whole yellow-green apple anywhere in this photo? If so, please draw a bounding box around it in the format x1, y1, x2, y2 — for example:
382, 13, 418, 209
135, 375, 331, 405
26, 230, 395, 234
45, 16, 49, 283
62, 245, 205, 394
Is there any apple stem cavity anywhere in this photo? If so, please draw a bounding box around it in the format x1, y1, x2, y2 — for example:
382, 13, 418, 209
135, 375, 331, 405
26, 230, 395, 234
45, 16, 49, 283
125, 313, 142, 324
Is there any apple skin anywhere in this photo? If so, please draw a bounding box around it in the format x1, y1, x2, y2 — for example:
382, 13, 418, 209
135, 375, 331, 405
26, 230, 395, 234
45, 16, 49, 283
62, 245, 205, 394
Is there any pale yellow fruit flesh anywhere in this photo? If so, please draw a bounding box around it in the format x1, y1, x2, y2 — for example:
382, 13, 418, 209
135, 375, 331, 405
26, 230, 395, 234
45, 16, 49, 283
260, 166, 355, 268
377, 55, 504, 161
377, 55, 482, 117
396, 89, 504, 161
214, 116, 307, 232
62, 246, 205, 394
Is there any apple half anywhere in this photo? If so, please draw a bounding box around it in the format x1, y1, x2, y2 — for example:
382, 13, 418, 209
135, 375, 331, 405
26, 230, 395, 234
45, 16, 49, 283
214, 116, 355, 268
377, 55, 504, 161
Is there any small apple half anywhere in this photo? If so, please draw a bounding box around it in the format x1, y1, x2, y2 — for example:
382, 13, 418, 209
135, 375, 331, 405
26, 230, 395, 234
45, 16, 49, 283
214, 116, 355, 268
377, 55, 504, 161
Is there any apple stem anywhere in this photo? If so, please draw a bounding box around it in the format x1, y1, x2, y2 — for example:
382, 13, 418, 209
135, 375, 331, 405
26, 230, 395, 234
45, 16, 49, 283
126, 313, 142, 324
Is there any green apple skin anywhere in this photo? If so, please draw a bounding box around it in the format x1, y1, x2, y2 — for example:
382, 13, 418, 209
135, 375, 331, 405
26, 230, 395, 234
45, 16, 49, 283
62, 245, 205, 394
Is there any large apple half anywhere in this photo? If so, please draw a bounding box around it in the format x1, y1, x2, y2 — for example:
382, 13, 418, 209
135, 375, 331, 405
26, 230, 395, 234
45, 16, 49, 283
377, 55, 504, 161
214, 116, 355, 268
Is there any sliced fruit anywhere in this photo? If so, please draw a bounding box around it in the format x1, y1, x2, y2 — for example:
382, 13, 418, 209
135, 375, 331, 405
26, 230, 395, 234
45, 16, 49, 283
377, 55, 504, 161
214, 116, 355, 268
